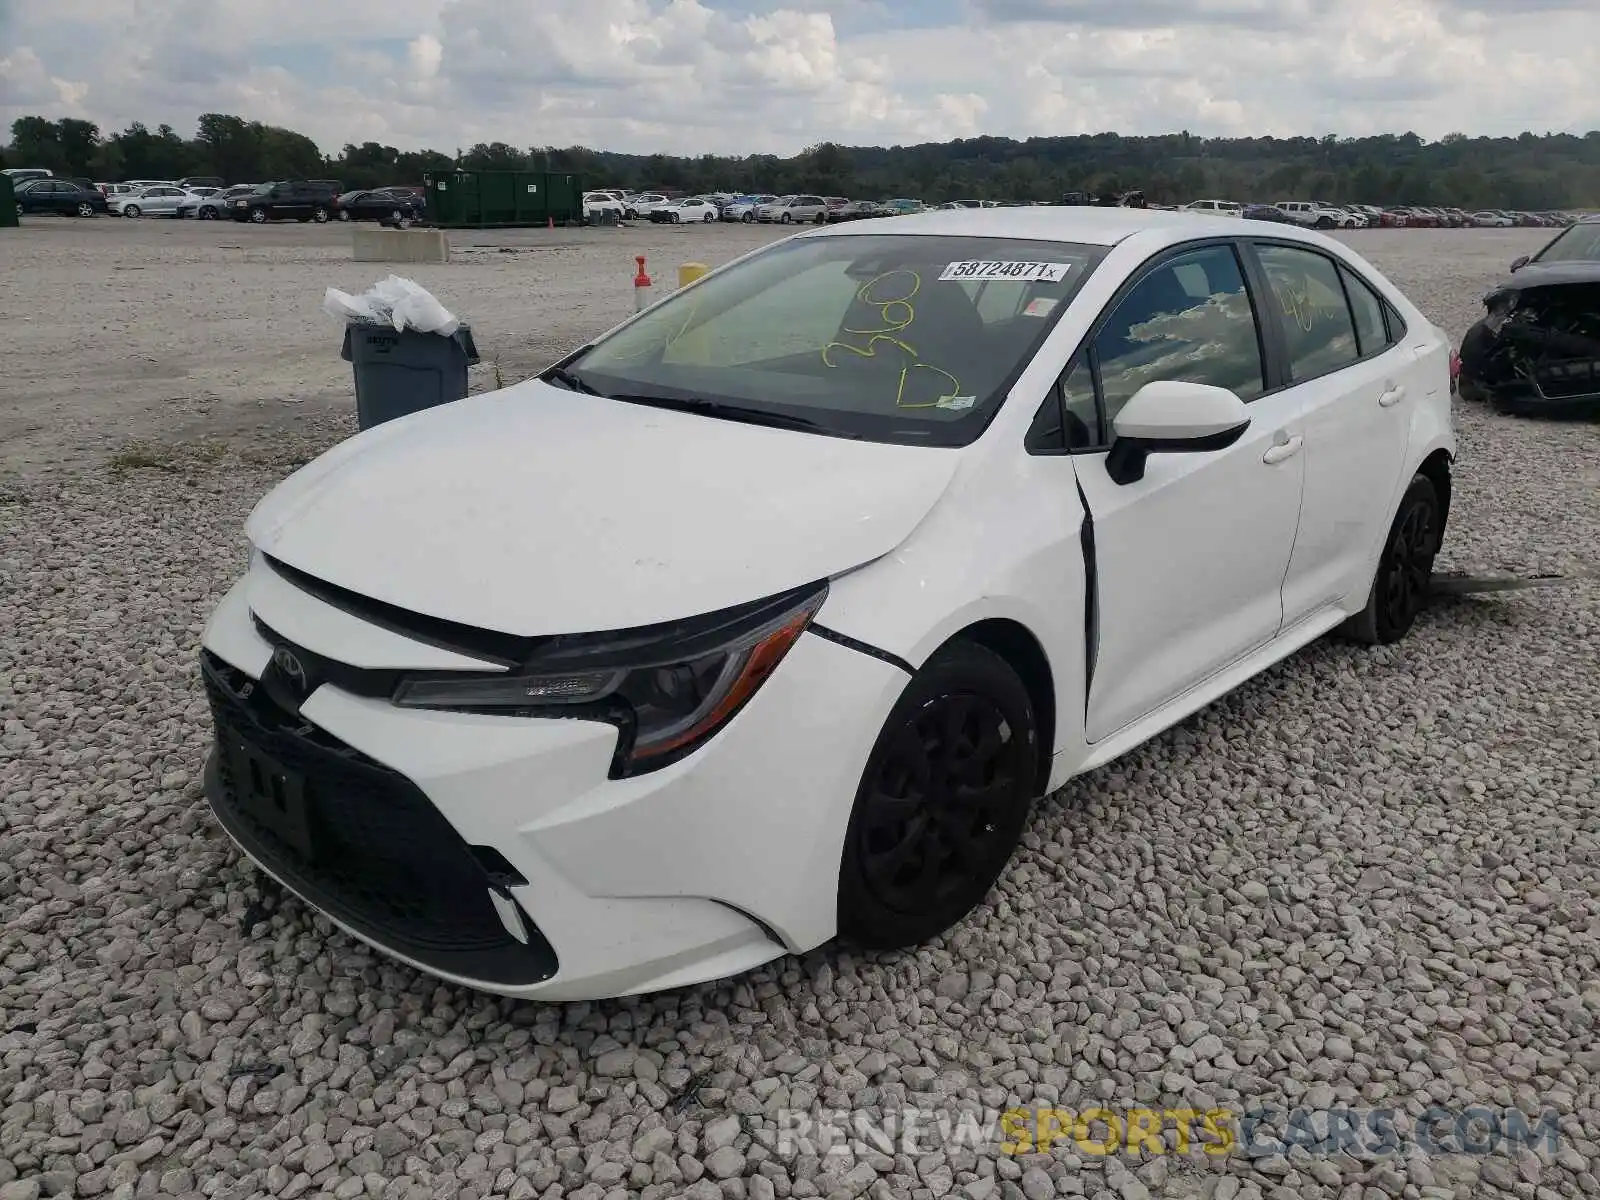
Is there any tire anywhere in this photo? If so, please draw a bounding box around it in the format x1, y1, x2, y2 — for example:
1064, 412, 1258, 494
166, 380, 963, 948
1338, 475, 1441, 646
199, 206, 217, 220
250, 209, 267, 224
837, 641, 1039, 950
1315, 216, 1335, 230
393, 210, 411, 229
312, 207, 329, 223
702, 211, 715, 222
123, 204, 141, 218
15, 203, 22, 218
76, 202, 95, 217
779, 212, 792, 224
337, 209, 351, 221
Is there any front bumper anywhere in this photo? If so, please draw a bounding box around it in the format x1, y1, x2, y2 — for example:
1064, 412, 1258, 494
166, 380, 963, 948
198, 567, 907, 1000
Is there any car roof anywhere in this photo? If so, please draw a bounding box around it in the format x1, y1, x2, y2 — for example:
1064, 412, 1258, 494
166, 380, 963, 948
803, 205, 1333, 248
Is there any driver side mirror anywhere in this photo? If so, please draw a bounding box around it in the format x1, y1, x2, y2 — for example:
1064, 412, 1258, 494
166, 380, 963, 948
1509, 255, 1529, 273
1105, 381, 1251, 485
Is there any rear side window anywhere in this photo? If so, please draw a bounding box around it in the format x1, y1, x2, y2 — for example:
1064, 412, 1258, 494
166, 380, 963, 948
1339, 265, 1391, 358
1255, 244, 1359, 381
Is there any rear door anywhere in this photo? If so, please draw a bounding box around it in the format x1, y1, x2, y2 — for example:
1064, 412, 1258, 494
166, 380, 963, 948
1251, 241, 1416, 626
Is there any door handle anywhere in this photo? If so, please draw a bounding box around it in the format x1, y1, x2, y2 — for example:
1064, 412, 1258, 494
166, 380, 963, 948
1379, 383, 1406, 407
1262, 434, 1303, 465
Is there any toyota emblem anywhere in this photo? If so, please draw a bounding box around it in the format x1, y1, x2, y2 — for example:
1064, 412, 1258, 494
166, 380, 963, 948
272, 645, 306, 687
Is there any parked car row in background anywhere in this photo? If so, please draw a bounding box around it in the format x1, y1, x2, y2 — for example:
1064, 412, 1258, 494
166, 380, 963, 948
6, 171, 426, 225
574, 185, 1586, 231
8, 167, 1589, 233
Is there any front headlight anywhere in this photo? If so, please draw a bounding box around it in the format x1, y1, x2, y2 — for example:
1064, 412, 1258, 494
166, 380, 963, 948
392, 582, 828, 776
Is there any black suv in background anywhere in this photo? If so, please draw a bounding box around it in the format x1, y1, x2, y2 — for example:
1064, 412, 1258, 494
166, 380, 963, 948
229, 180, 341, 223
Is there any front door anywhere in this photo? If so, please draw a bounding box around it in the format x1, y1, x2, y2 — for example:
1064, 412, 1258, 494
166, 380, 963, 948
1070, 242, 1308, 744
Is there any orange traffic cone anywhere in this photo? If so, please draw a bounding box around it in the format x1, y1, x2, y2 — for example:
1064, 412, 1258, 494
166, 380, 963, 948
634, 256, 653, 311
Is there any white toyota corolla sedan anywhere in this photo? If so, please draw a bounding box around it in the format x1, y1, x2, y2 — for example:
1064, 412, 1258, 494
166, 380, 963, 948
200, 207, 1455, 1000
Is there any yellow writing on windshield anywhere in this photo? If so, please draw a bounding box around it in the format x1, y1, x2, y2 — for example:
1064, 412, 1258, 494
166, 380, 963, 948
822, 270, 965, 408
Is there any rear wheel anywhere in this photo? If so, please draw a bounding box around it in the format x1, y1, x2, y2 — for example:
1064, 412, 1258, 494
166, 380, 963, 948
312, 207, 330, 223
123, 204, 142, 218
337, 209, 352, 221
703, 211, 715, 222
392, 210, 411, 229
76, 202, 95, 217
1339, 475, 1441, 645
1315, 216, 1335, 230
838, 642, 1039, 950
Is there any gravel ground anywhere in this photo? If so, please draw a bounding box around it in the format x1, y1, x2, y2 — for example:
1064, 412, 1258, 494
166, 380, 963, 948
2, 221, 1598, 1200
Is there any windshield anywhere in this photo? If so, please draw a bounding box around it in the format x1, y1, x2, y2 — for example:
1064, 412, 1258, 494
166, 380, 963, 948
1533, 222, 1600, 265
561, 232, 1107, 447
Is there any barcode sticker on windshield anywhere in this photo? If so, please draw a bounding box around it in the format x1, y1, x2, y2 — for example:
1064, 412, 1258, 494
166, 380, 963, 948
940, 260, 1071, 283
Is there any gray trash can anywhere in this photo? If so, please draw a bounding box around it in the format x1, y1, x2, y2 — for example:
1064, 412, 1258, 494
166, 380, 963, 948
340, 324, 479, 429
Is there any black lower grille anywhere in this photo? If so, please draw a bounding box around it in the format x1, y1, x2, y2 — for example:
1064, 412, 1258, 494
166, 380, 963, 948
200, 651, 558, 986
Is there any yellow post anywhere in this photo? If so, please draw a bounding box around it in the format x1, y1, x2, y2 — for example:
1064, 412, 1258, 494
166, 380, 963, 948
678, 261, 709, 289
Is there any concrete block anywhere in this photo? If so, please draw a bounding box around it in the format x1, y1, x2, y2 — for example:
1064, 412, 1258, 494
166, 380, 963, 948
352, 227, 450, 264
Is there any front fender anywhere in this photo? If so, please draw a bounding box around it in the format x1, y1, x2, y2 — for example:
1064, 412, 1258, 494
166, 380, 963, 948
816, 454, 1088, 762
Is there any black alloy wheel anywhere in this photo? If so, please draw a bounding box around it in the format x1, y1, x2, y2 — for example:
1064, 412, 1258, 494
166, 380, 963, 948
839, 642, 1038, 949
1340, 474, 1440, 645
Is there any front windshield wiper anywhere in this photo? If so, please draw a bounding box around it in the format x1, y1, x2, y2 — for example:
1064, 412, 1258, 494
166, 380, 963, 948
608, 393, 858, 437
540, 365, 604, 395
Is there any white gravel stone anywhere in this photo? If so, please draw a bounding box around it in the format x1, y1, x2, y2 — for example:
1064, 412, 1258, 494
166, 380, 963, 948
1, 222, 1597, 1200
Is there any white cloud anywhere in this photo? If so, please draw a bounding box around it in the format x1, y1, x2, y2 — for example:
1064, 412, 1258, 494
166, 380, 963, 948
0, 0, 1596, 157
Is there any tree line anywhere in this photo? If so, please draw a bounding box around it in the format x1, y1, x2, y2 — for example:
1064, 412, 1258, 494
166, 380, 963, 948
6, 114, 1600, 210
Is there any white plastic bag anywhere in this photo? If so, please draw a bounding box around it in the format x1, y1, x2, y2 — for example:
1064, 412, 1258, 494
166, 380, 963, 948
322, 275, 459, 336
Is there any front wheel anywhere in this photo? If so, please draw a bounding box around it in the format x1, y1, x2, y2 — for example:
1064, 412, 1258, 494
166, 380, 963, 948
779, 212, 792, 224
250, 209, 268, 223
199, 206, 217, 220
392, 210, 411, 228
1339, 475, 1441, 646
123, 205, 142, 218
838, 641, 1039, 950
742, 211, 754, 223
337, 209, 352, 221
14, 203, 22, 218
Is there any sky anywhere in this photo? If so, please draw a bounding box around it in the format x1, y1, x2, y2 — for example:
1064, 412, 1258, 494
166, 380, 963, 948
1, 0, 1597, 158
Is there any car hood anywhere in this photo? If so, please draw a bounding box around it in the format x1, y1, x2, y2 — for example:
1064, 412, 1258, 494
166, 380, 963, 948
1488, 261, 1600, 301
245, 379, 960, 637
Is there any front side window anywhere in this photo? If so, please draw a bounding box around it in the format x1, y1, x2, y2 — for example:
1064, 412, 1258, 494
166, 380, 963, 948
1255, 244, 1359, 381
1093, 244, 1266, 429
563, 234, 1108, 447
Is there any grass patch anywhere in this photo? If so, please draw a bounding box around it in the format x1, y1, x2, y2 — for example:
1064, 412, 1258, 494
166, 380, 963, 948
108, 442, 180, 473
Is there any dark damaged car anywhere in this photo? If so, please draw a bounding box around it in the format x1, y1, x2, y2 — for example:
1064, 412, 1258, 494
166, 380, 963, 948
1458, 216, 1600, 416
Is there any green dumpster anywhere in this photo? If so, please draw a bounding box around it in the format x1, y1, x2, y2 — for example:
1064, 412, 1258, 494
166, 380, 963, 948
423, 171, 585, 229
0, 174, 18, 228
